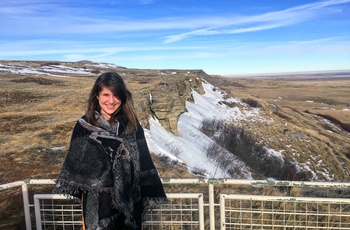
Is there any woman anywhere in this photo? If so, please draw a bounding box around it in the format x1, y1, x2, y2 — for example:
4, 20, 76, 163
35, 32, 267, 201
54, 72, 167, 229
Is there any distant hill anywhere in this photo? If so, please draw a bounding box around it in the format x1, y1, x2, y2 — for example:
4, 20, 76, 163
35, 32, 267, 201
227, 69, 350, 80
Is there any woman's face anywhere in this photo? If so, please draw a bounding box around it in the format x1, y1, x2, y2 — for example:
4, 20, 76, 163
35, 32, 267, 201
97, 86, 121, 120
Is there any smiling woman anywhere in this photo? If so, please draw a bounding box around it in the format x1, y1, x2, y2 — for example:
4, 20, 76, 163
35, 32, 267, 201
97, 86, 122, 120
53, 72, 167, 229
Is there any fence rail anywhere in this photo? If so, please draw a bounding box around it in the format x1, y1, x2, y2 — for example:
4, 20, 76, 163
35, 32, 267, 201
33, 194, 82, 230
220, 194, 350, 230
1, 178, 350, 229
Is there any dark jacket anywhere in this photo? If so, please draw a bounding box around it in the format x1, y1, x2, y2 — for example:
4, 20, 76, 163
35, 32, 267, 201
54, 114, 167, 229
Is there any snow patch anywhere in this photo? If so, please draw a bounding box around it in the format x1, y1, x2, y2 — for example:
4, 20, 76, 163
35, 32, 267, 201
145, 80, 265, 178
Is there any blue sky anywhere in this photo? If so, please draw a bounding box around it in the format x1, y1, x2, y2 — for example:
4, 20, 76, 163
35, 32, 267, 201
1, 0, 350, 75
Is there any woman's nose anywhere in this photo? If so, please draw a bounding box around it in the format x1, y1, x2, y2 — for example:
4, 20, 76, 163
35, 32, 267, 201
108, 96, 116, 103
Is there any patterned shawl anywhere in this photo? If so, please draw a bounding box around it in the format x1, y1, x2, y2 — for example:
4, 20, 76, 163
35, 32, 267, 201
53, 114, 167, 229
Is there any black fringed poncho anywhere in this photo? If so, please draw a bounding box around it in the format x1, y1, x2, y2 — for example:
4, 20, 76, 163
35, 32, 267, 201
53, 114, 167, 229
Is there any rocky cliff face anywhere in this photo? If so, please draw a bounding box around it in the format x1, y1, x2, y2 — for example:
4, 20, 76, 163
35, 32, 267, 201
123, 69, 207, 135
147, 72, 205, 135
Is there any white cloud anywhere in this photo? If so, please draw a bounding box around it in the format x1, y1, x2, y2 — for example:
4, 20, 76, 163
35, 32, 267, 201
163, 0, 350, 43
1, 0, 349, 39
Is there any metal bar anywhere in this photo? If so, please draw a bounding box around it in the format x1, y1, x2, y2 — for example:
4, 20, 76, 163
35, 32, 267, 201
165, 193, 202, 198
220, 179, 350, 188
208, 183, 215, 230
198, 193, 204, 230
33, 194, 43, 230
0, 180, 24, 190
220, 194, 226, 230
22, 183, 32, 230
161, 178, 208, 184
6, 178, 350, 187
27, 179, 56, 184
221, 194, 350, 203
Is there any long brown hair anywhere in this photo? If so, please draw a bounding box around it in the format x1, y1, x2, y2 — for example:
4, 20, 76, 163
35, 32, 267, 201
86, 72, 137, 136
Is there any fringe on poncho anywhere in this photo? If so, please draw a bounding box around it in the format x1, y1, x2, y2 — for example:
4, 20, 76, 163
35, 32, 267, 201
53, 114, 167, 229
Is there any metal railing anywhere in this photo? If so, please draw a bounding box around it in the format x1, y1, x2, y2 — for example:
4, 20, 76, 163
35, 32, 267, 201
33, 194, 82, 230
1, 178, 350, 229
143, 193, 204, 229
33, 193, 204, 230
220, 194, 350, 229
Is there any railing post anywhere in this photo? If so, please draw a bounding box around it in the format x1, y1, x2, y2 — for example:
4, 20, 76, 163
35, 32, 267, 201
198, 194, 205, 230
22, 182, 32, 230
208, 182, 215, 230
33, 194, 42, 230
219, 194, 225, 230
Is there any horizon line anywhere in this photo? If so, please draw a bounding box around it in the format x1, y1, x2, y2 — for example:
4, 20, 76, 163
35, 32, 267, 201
223, 69, 350, 77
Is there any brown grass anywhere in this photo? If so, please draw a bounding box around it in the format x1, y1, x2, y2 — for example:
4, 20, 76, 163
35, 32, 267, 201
0, 64, 200, 184
203, 75, 350, 181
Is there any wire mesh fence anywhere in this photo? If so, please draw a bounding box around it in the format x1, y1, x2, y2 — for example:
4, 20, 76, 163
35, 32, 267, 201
33, 193, 204, 230
220, 194, 350, 230
33, 194, 82, 230
2, 178, 350, 230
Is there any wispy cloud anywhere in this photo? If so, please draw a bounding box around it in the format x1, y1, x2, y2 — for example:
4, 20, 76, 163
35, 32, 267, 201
4, 36, 347, 62
1, 0, 347, 40
0, 38, 201, 58
163, 0, 350, 43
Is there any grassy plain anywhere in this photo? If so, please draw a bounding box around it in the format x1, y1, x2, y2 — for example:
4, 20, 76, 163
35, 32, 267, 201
206, 74, 350, 180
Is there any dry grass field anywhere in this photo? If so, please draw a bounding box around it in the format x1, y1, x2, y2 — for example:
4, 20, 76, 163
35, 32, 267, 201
0, 61, 198, 184
205, 74, 350, 181
0, 72, 92, 183
1, 60, 350, 229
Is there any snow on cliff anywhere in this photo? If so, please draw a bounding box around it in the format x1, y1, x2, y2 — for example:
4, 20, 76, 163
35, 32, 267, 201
145, 80, 282, 178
